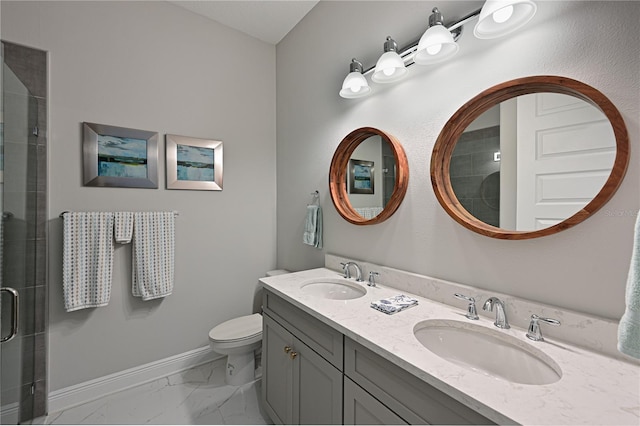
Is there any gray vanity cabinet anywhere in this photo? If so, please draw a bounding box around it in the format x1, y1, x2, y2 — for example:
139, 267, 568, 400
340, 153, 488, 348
262, 291, 343, 425
262, 290, 494, 425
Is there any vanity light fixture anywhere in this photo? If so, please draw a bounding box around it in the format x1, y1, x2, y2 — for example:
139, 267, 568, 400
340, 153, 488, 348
474, 0, 537, 39
339, 0, 537, 99
371, 37, 408, 84
339, 58, 371, 99
414, 8, 459, 65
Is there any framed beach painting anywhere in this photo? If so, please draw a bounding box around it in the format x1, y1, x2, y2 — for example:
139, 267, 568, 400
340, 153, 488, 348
349, 159, 374, 194
83, 122, 159, 188
165, 134, 223, 191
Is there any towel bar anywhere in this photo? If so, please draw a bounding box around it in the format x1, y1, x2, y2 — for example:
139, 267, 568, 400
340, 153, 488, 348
59, 211, 180, 218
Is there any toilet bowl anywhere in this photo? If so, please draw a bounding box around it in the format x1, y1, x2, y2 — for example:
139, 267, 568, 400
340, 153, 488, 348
209, 313, 263, 386
208, 269, 289, 386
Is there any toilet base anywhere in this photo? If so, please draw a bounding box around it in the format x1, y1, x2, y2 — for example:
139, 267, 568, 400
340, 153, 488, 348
225, 352, 255, 386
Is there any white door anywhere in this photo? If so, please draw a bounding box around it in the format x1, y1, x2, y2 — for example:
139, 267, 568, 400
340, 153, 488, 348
516, 93, 616, 231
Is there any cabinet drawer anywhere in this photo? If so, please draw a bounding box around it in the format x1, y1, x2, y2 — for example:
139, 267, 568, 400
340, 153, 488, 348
344, 377, 408, 425
345, 338, 494, 425
263, 290, 343, 369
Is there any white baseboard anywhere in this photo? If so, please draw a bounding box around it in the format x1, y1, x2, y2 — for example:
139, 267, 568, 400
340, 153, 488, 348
48, 346, 223, 414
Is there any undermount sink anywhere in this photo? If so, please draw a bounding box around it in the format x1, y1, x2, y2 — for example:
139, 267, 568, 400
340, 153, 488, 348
413, 319, 561, 385
300, 277, 367, 300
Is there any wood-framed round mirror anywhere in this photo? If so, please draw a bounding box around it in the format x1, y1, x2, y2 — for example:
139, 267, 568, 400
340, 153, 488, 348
431, 76, 629, 240
330, 127, 409, 225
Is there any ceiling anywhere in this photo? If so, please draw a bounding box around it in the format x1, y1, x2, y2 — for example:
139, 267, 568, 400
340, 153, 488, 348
167, 1, 320, 45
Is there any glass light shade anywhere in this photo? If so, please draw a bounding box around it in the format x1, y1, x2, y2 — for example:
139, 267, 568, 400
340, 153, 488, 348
339, 72, 371, 99
414, 24, 459, 65
371, 51, 407, 84
474, 0, 537, 39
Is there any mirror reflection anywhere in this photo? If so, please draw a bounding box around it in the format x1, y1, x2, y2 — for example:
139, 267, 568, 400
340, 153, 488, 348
347, 136, 397, 219
329, 126, 409, 226
450, 92, 616, 231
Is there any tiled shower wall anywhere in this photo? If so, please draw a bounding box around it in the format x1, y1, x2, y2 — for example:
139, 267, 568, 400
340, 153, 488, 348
450, 125, 501, 227
1, 41, 48, 422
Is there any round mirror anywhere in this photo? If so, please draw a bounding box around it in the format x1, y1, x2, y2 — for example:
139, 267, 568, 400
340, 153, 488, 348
431, 76, 629, 239
330, 127, 409, 225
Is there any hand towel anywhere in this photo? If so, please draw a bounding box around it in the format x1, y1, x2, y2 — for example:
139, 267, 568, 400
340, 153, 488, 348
371, 295, 419, 315
62, 212, 115, 312
132, 212, 175, 301
618, 213, 640, 359
114, 212, 134, 244
303, 205, 323, 249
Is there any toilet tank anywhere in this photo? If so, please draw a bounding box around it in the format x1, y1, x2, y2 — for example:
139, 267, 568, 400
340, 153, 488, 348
266, 269, 289, 277
253, 270, 289, 314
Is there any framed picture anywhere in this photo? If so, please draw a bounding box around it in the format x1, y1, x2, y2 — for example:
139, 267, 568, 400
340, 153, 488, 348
83, 122, 159, 188
165, 134, 223, 191
349, 159, 374, 194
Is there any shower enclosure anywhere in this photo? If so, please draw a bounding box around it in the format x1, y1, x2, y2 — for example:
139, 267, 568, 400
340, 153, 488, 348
0, 41, 48, 424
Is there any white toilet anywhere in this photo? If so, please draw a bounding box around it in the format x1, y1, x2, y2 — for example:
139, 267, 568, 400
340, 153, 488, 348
208, 269, 289, 386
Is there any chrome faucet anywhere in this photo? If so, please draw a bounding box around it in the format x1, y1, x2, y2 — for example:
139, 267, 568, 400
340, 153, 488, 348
526, 314, 560, 341
368, 271, 379, 287
341, 262, 364, 282
482, 297, 510, 329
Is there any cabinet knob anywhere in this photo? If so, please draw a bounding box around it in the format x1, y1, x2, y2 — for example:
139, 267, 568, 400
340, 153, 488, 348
289, 351, 298, 360
284, 346, 292, 354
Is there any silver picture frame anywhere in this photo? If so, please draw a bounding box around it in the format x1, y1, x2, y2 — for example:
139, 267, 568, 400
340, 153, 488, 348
83, 122, 159, 188
166, 134, 223, 191
349, 159, 374, 194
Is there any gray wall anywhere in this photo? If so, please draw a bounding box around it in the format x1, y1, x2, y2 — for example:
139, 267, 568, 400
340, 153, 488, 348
276, 1, 640, 320
1, 1, 277, 391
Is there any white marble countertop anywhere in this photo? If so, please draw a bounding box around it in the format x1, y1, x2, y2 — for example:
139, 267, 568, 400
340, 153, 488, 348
260, 267, 640, 425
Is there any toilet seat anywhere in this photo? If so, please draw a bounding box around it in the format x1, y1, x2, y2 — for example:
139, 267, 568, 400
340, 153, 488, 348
209, 313, 262, 344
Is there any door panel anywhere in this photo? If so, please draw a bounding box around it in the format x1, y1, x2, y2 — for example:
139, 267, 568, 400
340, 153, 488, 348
263, 314, 294, 424
517, 93, 616, 230
292, 336, 342, 425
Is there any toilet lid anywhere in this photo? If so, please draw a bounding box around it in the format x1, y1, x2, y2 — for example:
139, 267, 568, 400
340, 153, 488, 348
209, 313, 262, 343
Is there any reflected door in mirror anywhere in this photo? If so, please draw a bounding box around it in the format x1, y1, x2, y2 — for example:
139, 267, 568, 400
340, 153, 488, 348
450, 93, 616, 232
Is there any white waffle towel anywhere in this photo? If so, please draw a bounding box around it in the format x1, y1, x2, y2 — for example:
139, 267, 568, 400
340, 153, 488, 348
132, 212, 175, 300
114, 212, 134, 244
62, 212, 114, 311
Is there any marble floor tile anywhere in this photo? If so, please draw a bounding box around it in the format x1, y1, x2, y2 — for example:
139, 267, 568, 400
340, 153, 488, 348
31, 360, 271, 425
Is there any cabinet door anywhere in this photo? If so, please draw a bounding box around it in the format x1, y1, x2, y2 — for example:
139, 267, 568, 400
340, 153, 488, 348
263, 314, 294, 424
292, 336, 343, 425
344, 377, 408, 425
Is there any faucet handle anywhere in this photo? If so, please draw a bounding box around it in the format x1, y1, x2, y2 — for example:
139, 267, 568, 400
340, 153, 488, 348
526, 314, 560, 341
454, 293, 479, 320
340, 262, 350, 279
368, 271, 379, 287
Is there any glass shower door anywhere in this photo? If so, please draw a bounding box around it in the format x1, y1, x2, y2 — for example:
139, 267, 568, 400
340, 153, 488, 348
0, 40, 47, 424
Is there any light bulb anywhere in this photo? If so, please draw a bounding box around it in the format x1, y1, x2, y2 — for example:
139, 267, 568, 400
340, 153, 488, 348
383, 67, 395, 77
350, 84, 362, 93
426, 44, 442, 55
493, 5, 514, 23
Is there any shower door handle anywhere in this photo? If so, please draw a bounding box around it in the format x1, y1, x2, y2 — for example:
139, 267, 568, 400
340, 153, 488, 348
1, 287, 19, 343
